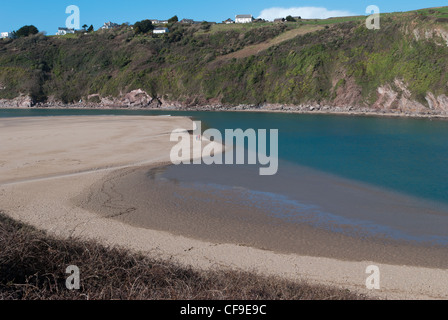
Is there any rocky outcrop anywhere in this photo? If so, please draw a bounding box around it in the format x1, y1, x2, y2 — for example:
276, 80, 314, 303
425, 93, 448, 113
123, 89, 153, 107
0, 89, 164, 109
1, 85, 448, 118
34, 89, 162, 109
372, 79, 448, 114
373, 79, 426, 113
0, 95, 34, 108
412, 27, 448, 47
97, 89, 161, 108
332, 77, 364, 108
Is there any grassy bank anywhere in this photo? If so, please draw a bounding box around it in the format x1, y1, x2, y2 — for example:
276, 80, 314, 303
0, 213, 368, 300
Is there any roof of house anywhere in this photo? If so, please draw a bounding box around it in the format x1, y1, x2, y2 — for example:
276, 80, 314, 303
154, 27, 168, 30
236, 15, 253, 19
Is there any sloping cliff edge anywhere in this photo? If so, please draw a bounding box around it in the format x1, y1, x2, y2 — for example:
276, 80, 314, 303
1, 84, 448, 118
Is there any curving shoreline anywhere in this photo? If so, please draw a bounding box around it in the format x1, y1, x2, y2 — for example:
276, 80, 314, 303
76, 163, 448, 269
2, 104, 448, 121
1, 115, 448, 300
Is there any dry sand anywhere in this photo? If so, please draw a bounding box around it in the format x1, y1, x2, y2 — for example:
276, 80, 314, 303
0, 115, 447, 300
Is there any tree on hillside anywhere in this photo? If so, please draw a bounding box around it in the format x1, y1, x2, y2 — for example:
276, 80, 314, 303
285, 15, 296, 22
87, 25, 94, 32
82, 24, 88, 31
168, 15, 179, 23
134, 20, 154, 34
15, 25, 39, 38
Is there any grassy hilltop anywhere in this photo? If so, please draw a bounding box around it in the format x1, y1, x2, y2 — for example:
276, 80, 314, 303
1, 7, 448, 112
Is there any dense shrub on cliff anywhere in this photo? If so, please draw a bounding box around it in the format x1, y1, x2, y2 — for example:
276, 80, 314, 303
134, 20, 154, 35
15, 25, 39, 38
0, 8, 447, 108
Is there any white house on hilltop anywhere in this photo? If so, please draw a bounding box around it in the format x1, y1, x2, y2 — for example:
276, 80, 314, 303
153, 27, 169, 34
56, 27, 75, 36
151, 19, 169, 24
0, 32, 12, 39
100, 21, 119, 30
235, 15, 253, 23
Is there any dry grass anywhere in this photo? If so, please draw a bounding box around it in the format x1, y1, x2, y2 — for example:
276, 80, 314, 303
216, 25, 323, 62
0, 212, 369, 300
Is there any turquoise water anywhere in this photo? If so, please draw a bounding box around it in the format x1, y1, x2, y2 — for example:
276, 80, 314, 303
1, 108, 448, 205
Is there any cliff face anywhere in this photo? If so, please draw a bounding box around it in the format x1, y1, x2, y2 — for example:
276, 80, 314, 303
1, 9, 448, 114
90, 89, 161, 108
370, 80, 448, 114
0, 95, 34, 108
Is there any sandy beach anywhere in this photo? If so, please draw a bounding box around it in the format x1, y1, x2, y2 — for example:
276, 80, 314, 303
1, 116, 448, 300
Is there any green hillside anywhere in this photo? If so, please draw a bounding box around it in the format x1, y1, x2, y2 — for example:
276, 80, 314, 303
1, 7, 448, 111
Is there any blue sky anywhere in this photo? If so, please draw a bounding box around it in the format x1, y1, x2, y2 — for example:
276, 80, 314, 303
0, 0, 446, 34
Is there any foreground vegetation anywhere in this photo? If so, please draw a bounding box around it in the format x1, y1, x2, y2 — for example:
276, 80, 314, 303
0, 7, 447, 108
0, 213, 368, 300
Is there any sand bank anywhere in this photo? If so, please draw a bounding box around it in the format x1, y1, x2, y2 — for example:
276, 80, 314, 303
76, 165, 448, 270
0, 116, 447, 300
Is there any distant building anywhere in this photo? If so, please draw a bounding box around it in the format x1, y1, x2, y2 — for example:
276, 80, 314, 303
235, 14, 253, 23
150, 20, 160, 24
100, 21, 119, 30
180, 19, 194, 24
159, 20, 169, 24
0, 32, 12, 39
153, 27, 169, 34
56, 27, 75, 36
223, 18, 234, 24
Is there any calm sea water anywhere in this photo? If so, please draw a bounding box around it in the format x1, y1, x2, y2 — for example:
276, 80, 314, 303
2, 108, 448, 206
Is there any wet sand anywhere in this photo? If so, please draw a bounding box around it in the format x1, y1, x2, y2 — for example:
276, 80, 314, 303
1, 116, 448, 299
76, 164, 448, 270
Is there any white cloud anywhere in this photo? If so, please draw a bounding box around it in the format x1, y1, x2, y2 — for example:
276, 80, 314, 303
257, 7, 355, 21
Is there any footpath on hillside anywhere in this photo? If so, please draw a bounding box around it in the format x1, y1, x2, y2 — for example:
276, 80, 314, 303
216, 25, 324, 62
